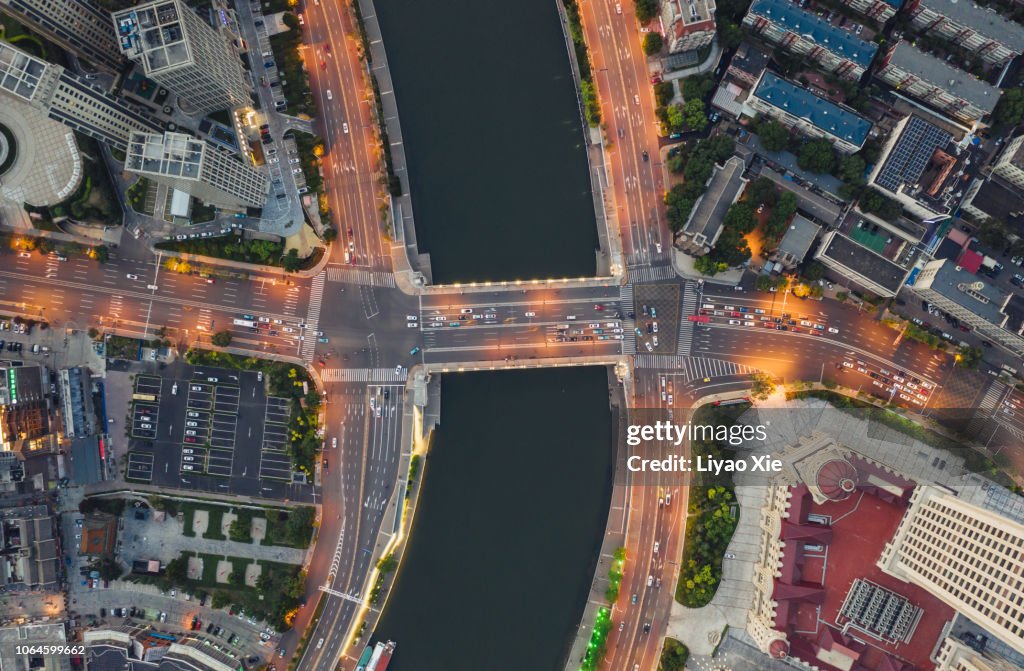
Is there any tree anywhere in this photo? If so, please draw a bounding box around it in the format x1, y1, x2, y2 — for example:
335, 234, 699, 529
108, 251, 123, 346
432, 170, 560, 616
976, 219, 1007, 249
93, 245, 109, 263
282, 11, 300, 29
681, 74, 715, 102
281, 248, 302, 272
718, 21, 743, 49
798, 139, 836, 174
211, 591, 231, 609
744, 177, 778, 208
802, 261, 826, 282
723, 202, 756, 234
642, 32, 663, 56
994, 88, 1024, 126
164, 556, 188, 584
211, 330, 232, 347
957, 345, 982, 369
839, 154, 866, 183
88, 327, 100, 339
758, 120, 789, 152
683, 98, 708, 132
792, 282, 810, 298
859, 188, 902, 220
660, 638, 690, 671
694, 255, 727, 276
654, 81, 674, 107
665, 104, 685, 132
634, 0, 659, 23
750, 372, 776, 400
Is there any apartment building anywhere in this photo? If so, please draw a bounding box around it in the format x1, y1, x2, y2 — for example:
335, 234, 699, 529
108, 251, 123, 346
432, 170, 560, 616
125, 131, 266, 209
743, 0, 878, 80
747, 71, 872, 153
0, 0, 125, 73
837, 0, 904, 23
113, 0, 250, 115
875, 41, 1000, 124
991, 135, 1024, 190
660, 0, 716, 54
906, 0, 1024, 67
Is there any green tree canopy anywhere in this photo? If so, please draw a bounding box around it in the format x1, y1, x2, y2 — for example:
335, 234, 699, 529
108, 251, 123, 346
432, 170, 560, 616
995, 88, 1024, 126
211, 331, 232, 347
798, 139, 837, 174
683, 98, 708, 132
758, 119, 789, 152
642, 32, 663, 55
634, 0, 659, 22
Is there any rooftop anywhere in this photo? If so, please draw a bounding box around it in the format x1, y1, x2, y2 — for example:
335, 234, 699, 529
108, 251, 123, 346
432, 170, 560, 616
685, 156, 746, 242
753, 72, 872, 147
747, 0, 879, 68
777, 214, 820, 260
777, 478, 956, 671
728, 42, 770, 80
874, 116, 953, 194
920, 259, 1013, 327
967, 179, 1024, 235
0, 40, 47, 103
885, 41, 1000, 113
126, 131, 204, 179
113, 0, 192, 73
821, 232, 908, 293
918, 0, 1024, 50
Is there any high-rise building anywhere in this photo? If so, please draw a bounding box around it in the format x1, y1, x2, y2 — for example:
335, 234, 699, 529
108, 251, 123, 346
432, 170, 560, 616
906, 0, 1024, 67
0, 0, 124, 73
743, 0, 878, 80
660, 0, 716, 54
991, 135, 1024, 191
910, 259, 1024, 356
874, 41, 1000, 125
125, 131, 266, 209
935, 637, 1021, 671
878, 486, 1024, 655
0, 39, 162, 152
113, 0, 250, 115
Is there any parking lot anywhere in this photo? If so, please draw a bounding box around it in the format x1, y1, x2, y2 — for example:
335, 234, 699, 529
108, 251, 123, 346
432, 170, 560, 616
120, 361, 313, 501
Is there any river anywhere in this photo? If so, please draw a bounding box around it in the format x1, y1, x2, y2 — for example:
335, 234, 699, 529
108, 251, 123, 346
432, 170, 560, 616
373, 368, 614, 670
374, 0, 599, 283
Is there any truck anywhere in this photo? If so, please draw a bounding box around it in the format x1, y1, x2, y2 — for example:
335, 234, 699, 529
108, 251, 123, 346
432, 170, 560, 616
354, 645, 374, 671
232, 318, 256, 329
366, 640, 396, 671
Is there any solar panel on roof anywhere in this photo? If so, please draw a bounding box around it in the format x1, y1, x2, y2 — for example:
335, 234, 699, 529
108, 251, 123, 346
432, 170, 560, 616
875, 117, 951, 193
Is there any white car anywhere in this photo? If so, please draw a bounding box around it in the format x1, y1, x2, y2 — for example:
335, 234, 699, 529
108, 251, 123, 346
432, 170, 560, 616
140, 423, 152, 429
460, 308, 473, 314
268, 157, 279, 164
183, 456, 195, 462
828, 327, 839, 334
407, 315, 418, 321
126, 273, 139, 280
326, 89, 333, 100
283, 327, 295, 333
342, 122, 349, 134
331, 437, 337, 449
634, 94, 640, 105
183, 448, 195, 455
407, 322, 418, 328
524, 311, 536, 317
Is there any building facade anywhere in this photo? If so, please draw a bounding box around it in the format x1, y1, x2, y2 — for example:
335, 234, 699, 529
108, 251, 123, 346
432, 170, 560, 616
991, 135, 1024, 190
660, 0, 716, 53
911, 259, 1024, 356
743, 0, 878, 80
747, 72, 872, 154
125, 131, 266, 209
878, 486, 1024, 655
906, 0, 1024, 67
837, 0, 903, 23
113, 0, 251, 115
814, 230, 909, 297
0, 40, 163, 152
0, 0, 125, 73
874, 41, 1000, 125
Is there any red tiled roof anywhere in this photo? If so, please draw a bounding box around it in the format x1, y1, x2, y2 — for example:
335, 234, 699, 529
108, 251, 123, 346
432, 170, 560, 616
773, 581, 826, 603
780, 520, 834, 543
957, 248, 984, 274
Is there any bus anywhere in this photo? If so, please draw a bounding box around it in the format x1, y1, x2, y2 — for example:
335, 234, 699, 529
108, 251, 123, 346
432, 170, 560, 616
132, 393, 156, 402
688, 315, 711, 323
232, 318, 256, 329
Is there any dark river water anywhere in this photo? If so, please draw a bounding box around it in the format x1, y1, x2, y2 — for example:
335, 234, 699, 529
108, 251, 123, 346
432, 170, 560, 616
375, 0, 599, 283
373, 368, 614, 670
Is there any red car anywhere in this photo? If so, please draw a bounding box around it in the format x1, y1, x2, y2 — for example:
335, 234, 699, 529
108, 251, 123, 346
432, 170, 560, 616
321, 61, 327, 71
324, 43, 331, 53
594, 304, 604, 311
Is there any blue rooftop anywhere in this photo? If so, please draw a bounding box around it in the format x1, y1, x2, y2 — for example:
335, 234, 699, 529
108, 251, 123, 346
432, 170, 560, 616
883, 0, 905, 8
753, 72, 872, 147
748, 0, 879, 68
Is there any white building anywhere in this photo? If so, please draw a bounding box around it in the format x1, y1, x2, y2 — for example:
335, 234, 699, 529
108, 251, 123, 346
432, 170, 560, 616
0, 0, 125, 73
991, 135, 1024, 191
878, 486, 1024, 656
906, 0, 1024, 67
113, 0, 251, 114
125, 131, 266, 209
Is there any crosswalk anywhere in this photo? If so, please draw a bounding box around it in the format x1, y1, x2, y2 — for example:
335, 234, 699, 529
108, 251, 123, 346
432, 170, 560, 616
967, 380, 1009, 437
300, 273, 325, 362
325, 266, 397, 288
677, 280, 698, 356
620, 284, 636, 354
979, 380, 1006, 413
628, 264, 676, 284
633, 354, 757, 380
320, 368, 409, 383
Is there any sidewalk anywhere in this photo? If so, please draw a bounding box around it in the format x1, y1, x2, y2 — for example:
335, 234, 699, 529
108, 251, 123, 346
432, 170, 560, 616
147, 241, 332, 279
